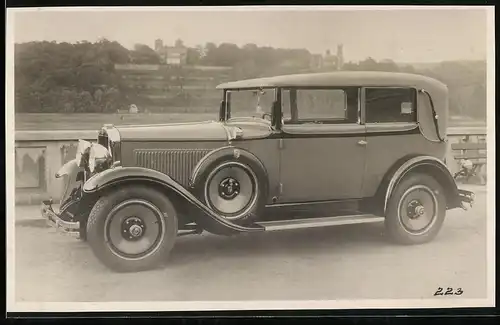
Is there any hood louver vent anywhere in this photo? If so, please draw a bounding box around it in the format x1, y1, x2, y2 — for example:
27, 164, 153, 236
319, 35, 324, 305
134, 149, 211, 187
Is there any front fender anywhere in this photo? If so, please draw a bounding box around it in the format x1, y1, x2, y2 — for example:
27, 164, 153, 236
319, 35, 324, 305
83, 166, 264, 233
57, 159, 85, 212
384, 155, 462, 212
189, 145, 269, 190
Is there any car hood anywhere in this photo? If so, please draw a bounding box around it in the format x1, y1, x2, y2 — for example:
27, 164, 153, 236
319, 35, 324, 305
114, 120, 273, 142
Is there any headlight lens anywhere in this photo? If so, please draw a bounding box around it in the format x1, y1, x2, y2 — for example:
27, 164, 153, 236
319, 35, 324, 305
88, 143, 112, 173
76, 139, 92, 168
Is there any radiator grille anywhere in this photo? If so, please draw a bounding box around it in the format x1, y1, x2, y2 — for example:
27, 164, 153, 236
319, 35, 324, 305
134, 149, 211, 187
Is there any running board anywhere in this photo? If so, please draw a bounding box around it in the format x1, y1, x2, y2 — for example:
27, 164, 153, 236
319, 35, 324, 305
255, 214, 385, 232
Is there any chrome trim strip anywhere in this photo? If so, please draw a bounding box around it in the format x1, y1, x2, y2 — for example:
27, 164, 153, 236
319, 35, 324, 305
365, 122, 418, 133
360, 87, 366, 125
256, 214, 384, 232
265, 198, 360, 208
220, 123, 234, 145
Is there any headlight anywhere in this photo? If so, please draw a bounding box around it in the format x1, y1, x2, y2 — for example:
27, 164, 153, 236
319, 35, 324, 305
88, 143, 112, 173
76, 139, 92, 168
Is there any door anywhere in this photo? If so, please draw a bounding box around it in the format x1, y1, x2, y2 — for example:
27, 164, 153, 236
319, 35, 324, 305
278, 87, 367, 203
360, 87, 426, 198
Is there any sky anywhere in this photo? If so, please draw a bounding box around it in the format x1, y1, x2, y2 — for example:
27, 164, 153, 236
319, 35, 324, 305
10, 7, 490, 63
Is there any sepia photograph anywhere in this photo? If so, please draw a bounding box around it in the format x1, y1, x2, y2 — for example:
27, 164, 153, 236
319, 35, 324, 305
6, 5, 495, 313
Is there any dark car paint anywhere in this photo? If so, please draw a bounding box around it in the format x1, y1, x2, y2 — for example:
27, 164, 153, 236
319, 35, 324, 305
54, 72, 465, 236
82, 166, 264, 234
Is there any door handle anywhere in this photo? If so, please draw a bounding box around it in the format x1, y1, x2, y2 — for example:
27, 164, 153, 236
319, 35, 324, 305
357, 140, 368, 146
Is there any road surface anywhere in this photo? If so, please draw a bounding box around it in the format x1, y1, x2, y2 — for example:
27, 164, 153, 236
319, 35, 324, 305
14, 186, 488, 302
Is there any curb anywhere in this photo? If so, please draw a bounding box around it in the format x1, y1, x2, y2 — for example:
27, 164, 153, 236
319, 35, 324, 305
16, 218, 51, 228
14, 204, 61, 224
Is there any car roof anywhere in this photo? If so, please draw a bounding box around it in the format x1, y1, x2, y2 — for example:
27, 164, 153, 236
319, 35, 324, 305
216, 71, 447, 90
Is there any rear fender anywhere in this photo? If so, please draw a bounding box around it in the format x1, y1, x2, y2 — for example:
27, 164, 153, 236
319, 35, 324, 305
82, 166, 264, 234
382, 155, 462, 213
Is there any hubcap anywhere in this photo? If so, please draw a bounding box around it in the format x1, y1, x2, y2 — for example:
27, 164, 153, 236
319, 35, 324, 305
219, 177, 241, 200
205, 162, 258, 220
105, 199, 165, 259
121, 216, 146, 241
398, 185, 438, 235
407, 200, 426, 220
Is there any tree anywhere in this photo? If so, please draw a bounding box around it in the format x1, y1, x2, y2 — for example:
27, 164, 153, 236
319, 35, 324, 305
175, 39, 185, 48
186, 47, 201, 65
14, 40, 131, 113
130, 44, 160, 64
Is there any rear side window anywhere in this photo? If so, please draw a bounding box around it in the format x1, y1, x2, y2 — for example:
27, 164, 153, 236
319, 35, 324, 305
365, 88, 417, 123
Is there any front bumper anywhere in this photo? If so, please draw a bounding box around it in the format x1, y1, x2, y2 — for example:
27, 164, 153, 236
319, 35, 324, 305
457, 189, 475, 209
41, 199, 81, 238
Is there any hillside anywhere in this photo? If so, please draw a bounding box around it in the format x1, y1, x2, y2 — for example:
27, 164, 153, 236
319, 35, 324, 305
14, 40, 487, 121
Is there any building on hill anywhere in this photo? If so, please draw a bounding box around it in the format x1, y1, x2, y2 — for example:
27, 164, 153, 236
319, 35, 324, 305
309, 44, 345, 71
336, 44, 344, 70
309, 54, 324, 70
154, 39, 188, 65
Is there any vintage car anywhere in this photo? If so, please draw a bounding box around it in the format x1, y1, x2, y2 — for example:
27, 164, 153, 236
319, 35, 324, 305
41, 71, 475, 272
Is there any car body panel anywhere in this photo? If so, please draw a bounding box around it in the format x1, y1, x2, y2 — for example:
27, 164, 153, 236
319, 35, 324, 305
361, 125, 445, 197
278, 124, 367, 202
115, 120, 228, 142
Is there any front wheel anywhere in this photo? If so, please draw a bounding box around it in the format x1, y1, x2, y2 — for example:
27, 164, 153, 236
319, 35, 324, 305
86, 185, 178, 272
385, 173, 446, 245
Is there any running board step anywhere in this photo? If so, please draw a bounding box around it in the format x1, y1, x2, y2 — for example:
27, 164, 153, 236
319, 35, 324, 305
255, 214, 385, 232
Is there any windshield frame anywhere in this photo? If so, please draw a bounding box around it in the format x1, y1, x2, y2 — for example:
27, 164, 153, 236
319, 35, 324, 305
222, 86, 279, 122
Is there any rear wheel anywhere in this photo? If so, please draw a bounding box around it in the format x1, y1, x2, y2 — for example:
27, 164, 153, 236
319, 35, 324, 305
385, 173, 446, 245
86, 185, 178, 272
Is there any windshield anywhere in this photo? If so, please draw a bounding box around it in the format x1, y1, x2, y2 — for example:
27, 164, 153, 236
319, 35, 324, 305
226, 88, 276, 120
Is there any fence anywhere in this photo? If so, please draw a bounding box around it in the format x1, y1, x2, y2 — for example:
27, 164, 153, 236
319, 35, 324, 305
14, 126, 487, 205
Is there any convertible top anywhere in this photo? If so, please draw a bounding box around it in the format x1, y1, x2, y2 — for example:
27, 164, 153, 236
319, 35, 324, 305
216, 71, 447, 91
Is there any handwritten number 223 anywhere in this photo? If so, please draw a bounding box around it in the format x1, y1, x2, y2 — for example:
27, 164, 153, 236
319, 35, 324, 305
434, 287, 463, 296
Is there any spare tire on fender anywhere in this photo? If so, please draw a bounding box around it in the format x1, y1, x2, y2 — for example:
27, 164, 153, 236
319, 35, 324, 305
190, 147, 269, 229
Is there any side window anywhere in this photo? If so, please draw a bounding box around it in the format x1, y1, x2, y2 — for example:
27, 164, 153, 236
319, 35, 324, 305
365, 88, 417, 123
281, 88, 359, 124
296, 89, 346, 122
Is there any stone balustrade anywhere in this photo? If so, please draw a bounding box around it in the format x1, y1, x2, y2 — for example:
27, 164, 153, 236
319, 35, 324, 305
15, 130, 97, 205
